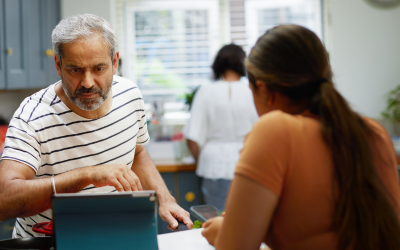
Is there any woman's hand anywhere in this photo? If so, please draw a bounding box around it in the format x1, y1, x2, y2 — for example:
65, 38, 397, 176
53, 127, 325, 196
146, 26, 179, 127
202, 216, 224, 246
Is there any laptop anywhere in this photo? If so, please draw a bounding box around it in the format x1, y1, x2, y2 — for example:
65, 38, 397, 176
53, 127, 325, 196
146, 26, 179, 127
52, 191, 158, 250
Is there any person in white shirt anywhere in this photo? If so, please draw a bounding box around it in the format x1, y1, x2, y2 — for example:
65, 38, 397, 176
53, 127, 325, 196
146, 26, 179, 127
0, 13, 192, 238
184, 44, 258, 211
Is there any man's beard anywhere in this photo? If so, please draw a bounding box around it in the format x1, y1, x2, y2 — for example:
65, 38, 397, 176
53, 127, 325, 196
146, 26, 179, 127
61, 76, 112, 111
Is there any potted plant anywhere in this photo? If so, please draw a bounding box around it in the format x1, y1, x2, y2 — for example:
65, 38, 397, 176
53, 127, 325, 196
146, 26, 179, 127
382, 85, 400, 136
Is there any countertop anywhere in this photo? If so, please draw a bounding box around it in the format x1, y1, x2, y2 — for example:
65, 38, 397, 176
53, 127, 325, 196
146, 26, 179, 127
154, 159, 196, 173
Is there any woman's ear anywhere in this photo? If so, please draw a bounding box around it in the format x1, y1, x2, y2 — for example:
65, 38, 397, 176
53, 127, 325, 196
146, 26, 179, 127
255, 80, 275, 105
255, 80, 265, 90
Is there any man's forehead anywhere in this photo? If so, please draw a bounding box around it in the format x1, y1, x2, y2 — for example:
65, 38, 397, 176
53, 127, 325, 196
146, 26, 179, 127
60, 38, 111, 67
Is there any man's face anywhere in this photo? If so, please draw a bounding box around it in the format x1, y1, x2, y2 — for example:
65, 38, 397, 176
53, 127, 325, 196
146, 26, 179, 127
55, 36, 118, 111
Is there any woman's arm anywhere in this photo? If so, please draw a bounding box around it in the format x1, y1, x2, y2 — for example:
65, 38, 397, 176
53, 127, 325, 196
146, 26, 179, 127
186, 139, 200, 161
202, 174, 279, 249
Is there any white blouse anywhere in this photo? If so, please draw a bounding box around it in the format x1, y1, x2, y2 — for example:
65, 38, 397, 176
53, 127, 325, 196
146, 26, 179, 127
184, 80, 258, 180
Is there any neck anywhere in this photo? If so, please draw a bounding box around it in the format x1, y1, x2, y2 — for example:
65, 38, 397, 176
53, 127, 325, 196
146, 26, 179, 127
222, 70, 241, 82
55, 82, 112, 119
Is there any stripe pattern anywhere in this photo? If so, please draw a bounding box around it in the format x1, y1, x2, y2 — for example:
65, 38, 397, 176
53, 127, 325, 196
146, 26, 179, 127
1, 76, 149, 238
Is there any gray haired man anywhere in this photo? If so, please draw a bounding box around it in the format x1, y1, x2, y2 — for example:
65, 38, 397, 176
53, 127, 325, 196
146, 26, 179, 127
0, 14, 192, 238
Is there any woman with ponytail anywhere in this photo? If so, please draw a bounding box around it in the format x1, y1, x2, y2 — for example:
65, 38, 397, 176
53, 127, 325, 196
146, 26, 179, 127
201, 24, 400, 250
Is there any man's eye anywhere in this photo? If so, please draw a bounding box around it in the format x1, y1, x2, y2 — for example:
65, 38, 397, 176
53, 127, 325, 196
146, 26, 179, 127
96, 67, 104, 72
70, 69, 80, 73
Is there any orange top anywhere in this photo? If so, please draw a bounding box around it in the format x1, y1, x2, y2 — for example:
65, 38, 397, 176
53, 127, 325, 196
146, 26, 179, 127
235, 110, 400, 250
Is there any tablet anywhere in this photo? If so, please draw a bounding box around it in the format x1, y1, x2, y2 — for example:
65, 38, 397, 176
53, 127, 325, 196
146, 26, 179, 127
52, 191, 158, 250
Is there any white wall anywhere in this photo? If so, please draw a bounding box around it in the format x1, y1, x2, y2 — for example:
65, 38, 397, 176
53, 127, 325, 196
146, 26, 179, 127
61, 0, 114, 25
325, 0, 400, 119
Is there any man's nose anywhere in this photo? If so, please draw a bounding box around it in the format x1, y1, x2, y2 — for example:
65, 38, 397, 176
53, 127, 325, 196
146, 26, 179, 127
81, 71, 95, 89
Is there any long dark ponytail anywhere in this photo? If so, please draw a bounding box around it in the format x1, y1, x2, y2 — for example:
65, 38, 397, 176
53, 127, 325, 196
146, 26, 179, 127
246, 24, 400, 250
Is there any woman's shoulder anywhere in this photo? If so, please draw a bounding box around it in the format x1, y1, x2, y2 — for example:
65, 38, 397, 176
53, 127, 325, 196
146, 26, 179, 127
252, 110, 321, 142
362, 117, 388, 134
362, 117, 393, 147
257, 110, 304, 128
252, 111, 298, 137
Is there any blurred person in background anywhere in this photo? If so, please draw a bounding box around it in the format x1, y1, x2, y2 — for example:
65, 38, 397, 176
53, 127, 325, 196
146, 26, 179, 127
184, 44, 258, 212
202, 25, 400, 250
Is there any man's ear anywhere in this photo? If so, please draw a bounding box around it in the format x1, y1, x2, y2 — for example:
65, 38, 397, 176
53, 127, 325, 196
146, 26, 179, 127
55, 55, 62, 78
112, 52, 120, 75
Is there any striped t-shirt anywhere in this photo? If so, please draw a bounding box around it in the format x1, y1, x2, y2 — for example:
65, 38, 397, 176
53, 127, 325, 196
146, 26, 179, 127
1, 75, 149, 238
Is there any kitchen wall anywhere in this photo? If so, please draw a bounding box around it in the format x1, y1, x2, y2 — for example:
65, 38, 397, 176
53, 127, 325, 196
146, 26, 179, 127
0, 89, 41, 122
324, 0, 400, 119
0, 0, 399, 124
61, 0, 114, 25
59, 0, 400, 121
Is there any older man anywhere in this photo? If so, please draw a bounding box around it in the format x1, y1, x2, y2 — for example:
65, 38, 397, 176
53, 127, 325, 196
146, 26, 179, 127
0, 14, 192, 238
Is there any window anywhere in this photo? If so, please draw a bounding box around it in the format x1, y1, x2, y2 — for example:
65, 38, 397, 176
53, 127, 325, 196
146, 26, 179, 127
115, 0, 323, 91
245, 0, 323, 53
120, 0, 220, 92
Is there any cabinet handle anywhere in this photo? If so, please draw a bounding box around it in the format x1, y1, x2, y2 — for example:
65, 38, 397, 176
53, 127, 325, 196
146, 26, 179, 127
185, 192, 195, 202
7, 48, 12, 56
45, 49, 54, 57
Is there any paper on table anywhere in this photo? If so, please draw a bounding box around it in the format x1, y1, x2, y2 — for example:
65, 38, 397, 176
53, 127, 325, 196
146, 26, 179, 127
157, 228, 215, 250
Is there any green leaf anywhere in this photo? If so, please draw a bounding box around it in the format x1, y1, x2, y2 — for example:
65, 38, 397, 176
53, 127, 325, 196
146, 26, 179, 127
192, 220, 203, 229
382, 84, 400, 120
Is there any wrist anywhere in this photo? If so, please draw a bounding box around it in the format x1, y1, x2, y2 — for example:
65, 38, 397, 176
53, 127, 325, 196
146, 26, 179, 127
81, 166, 93, 184
157, 189, 176, 205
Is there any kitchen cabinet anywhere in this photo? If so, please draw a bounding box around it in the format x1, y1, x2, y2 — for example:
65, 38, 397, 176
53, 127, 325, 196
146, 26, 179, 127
0, 1, 5, 89
157, 173, 176, 234
177, 172, 201, 213
3, 0, 29, 89
0, 219, 16, 240
157, 165, 202, 235
0, 0, 60, 90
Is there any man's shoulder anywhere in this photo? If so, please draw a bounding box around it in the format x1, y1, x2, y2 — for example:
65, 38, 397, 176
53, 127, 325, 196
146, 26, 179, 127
112, 76, 143, 99
112, 75, 137, 87
12, 83, 62, 122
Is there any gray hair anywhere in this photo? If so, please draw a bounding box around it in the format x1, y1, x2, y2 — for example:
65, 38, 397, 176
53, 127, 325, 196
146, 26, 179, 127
52, 14, 118, 59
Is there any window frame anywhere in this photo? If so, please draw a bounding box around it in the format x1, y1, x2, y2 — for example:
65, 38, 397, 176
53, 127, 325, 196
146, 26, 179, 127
122, 0, 220, 93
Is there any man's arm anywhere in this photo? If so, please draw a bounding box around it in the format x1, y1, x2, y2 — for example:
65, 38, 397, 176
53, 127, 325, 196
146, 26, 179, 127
131, 145, 193, 229
0, 159, 142, 221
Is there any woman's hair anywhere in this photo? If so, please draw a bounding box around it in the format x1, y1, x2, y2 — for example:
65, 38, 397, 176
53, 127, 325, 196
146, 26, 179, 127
212, 44, 246, 81
246, 24, 400, 250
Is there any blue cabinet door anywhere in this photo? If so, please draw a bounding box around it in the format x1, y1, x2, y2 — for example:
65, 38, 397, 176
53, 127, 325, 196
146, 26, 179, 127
42, 0, 60, 86
26, 0, 46, 88
177, 172, 202, 223
0, 0, 60, 90
26, 0, 60, 88
4, 0, 29, 89
0, 219, 16, 240
157, 173, 175, 234
0, 0, 5, 89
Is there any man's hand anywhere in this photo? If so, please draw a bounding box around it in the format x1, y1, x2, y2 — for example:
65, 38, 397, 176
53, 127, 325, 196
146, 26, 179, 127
87, 164, 143, 192
202, 216, 224, 246
158, 200, 193, 231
